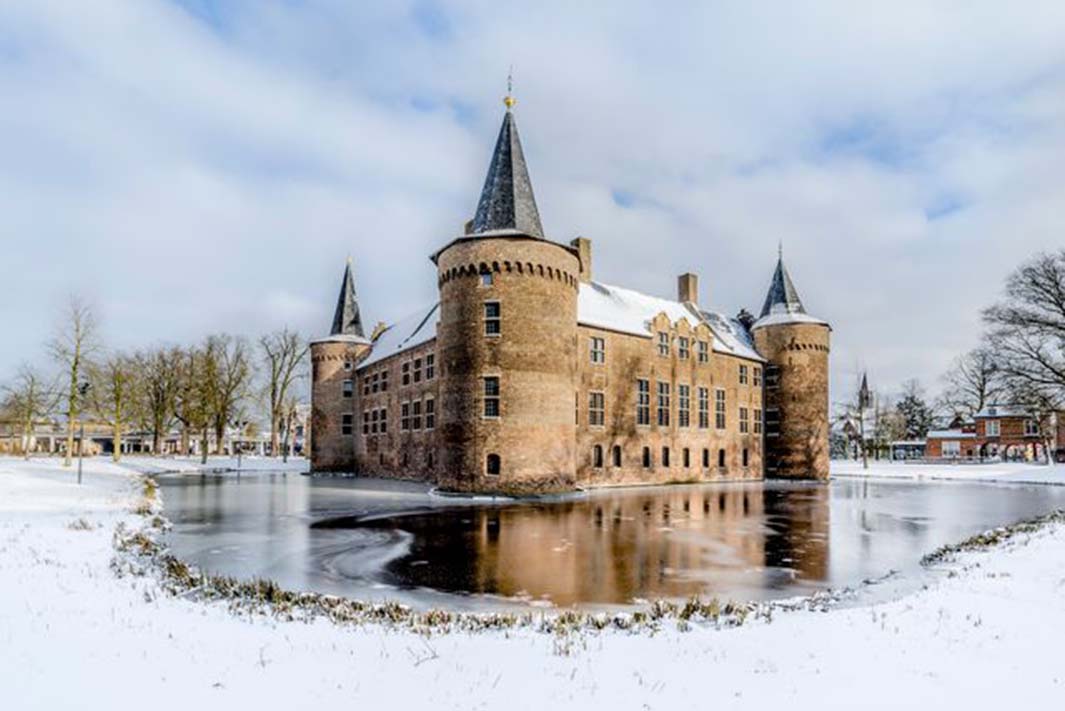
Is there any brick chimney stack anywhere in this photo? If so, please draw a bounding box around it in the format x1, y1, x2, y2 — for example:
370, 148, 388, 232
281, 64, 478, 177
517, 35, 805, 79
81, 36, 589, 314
678, 272, 699, 304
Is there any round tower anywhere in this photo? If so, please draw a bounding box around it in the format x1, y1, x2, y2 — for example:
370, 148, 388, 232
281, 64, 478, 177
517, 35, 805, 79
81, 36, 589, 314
751, 253, 831, 480
309, 260, 372, 472
432, 99, 579, 494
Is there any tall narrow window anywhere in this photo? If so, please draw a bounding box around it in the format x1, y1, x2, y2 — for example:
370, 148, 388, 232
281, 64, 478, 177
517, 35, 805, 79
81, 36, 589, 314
715, 389, 727, 429
400, 402, 411, 431
412, 400, 422, 430
678, 337, 690, 360
484, 301, 501, 336
378, 407, 387, 434
483, 377, 501, 418
371, 372, 379, 393
425, 354, 435, 379
765, 365, 780, 389
341, 414, 353, 435
612, 445, 622, 467
698, 387, 709, 429
380, 370, 389, 391
702, 448, 710, 468
402, 362, 410, 386
662, 446, 670, 467
413, 358, 422, 383
642, 446, 652, 468
739, 406, 750, 434
425, 398, 435, 430
486, 453, 501, 475
371, 409, 379, 434
739, 364, 749, 385
753, 366, 762, 387
636, 379, 650, 426
697, 340, 709, 364
362, 411, 370, 435
657, 381, 671, 427
363, 377, 371, 396
590, 336, 605, 364
593, 445, 604, 468
718, 448, 726, 467
753, 408, 762, 435
342, 379, 353, 398
657, 332, 670, 357
678, 384, 690, 428
683, 448, 690, 468
742, 448, 749, 467
589, 392, 605, 427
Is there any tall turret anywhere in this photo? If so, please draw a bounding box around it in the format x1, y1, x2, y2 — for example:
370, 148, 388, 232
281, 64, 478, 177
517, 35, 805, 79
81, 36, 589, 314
751, 250, 831, 479
309, 259, 373, 472
432, 91, 579, 494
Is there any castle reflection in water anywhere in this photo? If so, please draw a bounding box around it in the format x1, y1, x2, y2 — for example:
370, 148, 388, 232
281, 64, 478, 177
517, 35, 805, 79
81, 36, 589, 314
358, 483, 830, 606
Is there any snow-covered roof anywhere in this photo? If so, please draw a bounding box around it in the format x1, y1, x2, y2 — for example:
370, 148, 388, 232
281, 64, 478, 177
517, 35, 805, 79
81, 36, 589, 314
927, 429, 977, 439
309, 333, 372, 346
974, 405, 1028, 419
358, 304, 440, 369
577, 281, 763, 361
752, 304, 830, 329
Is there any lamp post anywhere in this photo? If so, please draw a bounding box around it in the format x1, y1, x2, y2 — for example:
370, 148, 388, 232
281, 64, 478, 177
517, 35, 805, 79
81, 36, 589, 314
76, 380, 91, 485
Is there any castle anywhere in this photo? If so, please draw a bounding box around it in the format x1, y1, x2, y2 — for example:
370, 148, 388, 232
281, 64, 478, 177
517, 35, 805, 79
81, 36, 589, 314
310, 96, 831, 494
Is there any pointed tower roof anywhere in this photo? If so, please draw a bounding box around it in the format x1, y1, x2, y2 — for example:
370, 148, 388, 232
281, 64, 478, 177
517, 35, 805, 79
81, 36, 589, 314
330, 258, 367, 338
470, 99, 545, 239
753, 247, 829, 329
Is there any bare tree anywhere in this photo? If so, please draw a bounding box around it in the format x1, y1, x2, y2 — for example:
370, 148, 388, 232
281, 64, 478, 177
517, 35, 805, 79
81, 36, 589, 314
137, 346, 182, 454
87, 352, 140, 462
278, 395, 301, 463
259, 328, 308, 457
203, 334, 251, 456
1, 365, 60, 459
938, 347, 1002, 419
48, 296, 99, 467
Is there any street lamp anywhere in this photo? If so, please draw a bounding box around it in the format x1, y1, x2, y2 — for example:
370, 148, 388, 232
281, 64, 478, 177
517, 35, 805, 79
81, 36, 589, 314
77, 380, 91, 485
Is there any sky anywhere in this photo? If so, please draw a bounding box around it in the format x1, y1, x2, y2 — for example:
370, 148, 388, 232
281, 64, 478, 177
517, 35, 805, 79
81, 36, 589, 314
2, 0, 1065, 406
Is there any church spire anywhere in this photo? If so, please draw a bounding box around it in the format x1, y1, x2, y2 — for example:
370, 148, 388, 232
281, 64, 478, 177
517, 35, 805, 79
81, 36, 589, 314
759, 250, 807, 318
470, 80, 545, 239
330, 258, 365, 338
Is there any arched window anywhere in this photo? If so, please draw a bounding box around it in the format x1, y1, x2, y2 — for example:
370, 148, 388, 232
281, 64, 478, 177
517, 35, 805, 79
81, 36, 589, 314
662, 447, 670, 467
718, 448, 726, 467
612, 445, 622, 467
486, 453, 501, 476
642, 446, 651, 469
593, 445, 604, 468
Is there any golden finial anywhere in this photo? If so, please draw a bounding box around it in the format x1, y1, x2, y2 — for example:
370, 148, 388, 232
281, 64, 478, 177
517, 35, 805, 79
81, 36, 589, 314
503, 67, 515, 110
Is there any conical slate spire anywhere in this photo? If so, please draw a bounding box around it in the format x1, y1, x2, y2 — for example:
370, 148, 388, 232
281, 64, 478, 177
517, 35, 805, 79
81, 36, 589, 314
759, 253, 807, 318
330, 259, 365, 337
470, 108, 545, 239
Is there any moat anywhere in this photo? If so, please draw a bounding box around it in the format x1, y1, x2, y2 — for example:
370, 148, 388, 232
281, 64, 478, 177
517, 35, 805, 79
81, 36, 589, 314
157, 472, 1065, 610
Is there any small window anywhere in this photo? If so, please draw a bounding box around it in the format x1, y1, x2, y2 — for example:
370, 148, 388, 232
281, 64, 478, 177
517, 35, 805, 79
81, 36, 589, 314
742, 448, 749, 467
697, 341, 709, 364
754, 408, 762, 435
678, 336, 689, 360
739, 364, 749, 385
593, 445, 604, 468
481, 272, 493, 287
342, 379, 353, 398
702, 448, 709, 468
402, 362, 410, 386
739, 406, 750, 434
986, 420, 1001, 437
341, 414, 353, 436
483, 376, 500, 418
588, 392, 605, 427
425, 354, 435, 379
718, 448, 725, 467
380, 370, 389, 391
1025, 420, 1039, 436
683, 447, 690, 468
484, 301, 501, 336
642, 446, 652, 469
612, 445, 622, 467
486, 453, 501, 475
590, 337, 605, 364
344, 361, 352, 371
753, 367, 762, 386
425, 398, 435, 430
661, 446, 670, 467
657, 332, 670, 357
371, 372, 379, 393
413, 358, 422, 383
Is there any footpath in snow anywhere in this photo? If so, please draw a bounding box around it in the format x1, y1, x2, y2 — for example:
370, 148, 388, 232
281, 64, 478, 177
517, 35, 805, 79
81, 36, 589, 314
1, 456, 1064, 709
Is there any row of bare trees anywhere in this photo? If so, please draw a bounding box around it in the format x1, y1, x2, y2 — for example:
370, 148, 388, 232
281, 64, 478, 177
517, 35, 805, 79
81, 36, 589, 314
1, 296, 308, 464
836, 249, 1065, 463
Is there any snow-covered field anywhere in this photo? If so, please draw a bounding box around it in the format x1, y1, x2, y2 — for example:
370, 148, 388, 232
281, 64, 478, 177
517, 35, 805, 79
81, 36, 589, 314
2, 456, 1064, 709
833, 458, 1065, 485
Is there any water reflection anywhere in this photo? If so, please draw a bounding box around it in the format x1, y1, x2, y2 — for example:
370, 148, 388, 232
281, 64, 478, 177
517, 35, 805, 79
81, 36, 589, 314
159, 474, 1065, 609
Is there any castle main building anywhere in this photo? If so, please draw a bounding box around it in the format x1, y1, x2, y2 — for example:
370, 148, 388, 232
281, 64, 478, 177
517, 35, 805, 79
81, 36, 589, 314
310, 97, 831, 494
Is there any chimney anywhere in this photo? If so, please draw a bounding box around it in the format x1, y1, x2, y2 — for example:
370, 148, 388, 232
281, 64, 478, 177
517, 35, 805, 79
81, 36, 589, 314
570, 237, 592, 282
678, 272, 699, 304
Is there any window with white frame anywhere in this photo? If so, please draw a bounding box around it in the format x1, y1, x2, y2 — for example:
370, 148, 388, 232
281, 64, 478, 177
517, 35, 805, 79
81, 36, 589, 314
739, 406, 749, 434
590, 336, 605, 364
425, 354, 435, 379
739, 364, 749, 385
1025, 419, 1039, 436
484, 302, 501, 336
588, 391, 605, 427
698, 387, 709, 429
678, 337, 689, 360
986, 420, 1001, 437
657, 381, 671, 427
942, 440, 961, 458
483, 377, 500, 418
657, 332, 670, 357
697, 340, 709, 363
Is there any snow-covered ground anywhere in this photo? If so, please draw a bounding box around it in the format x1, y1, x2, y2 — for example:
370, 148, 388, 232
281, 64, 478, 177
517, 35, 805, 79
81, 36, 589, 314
2, 456, 1064, 709
832, 458, 1065, 485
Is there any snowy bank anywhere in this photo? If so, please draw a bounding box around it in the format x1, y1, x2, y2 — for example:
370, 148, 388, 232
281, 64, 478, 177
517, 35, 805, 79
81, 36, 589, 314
832, 458, 1065, 486
3, 456, 1065, 709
